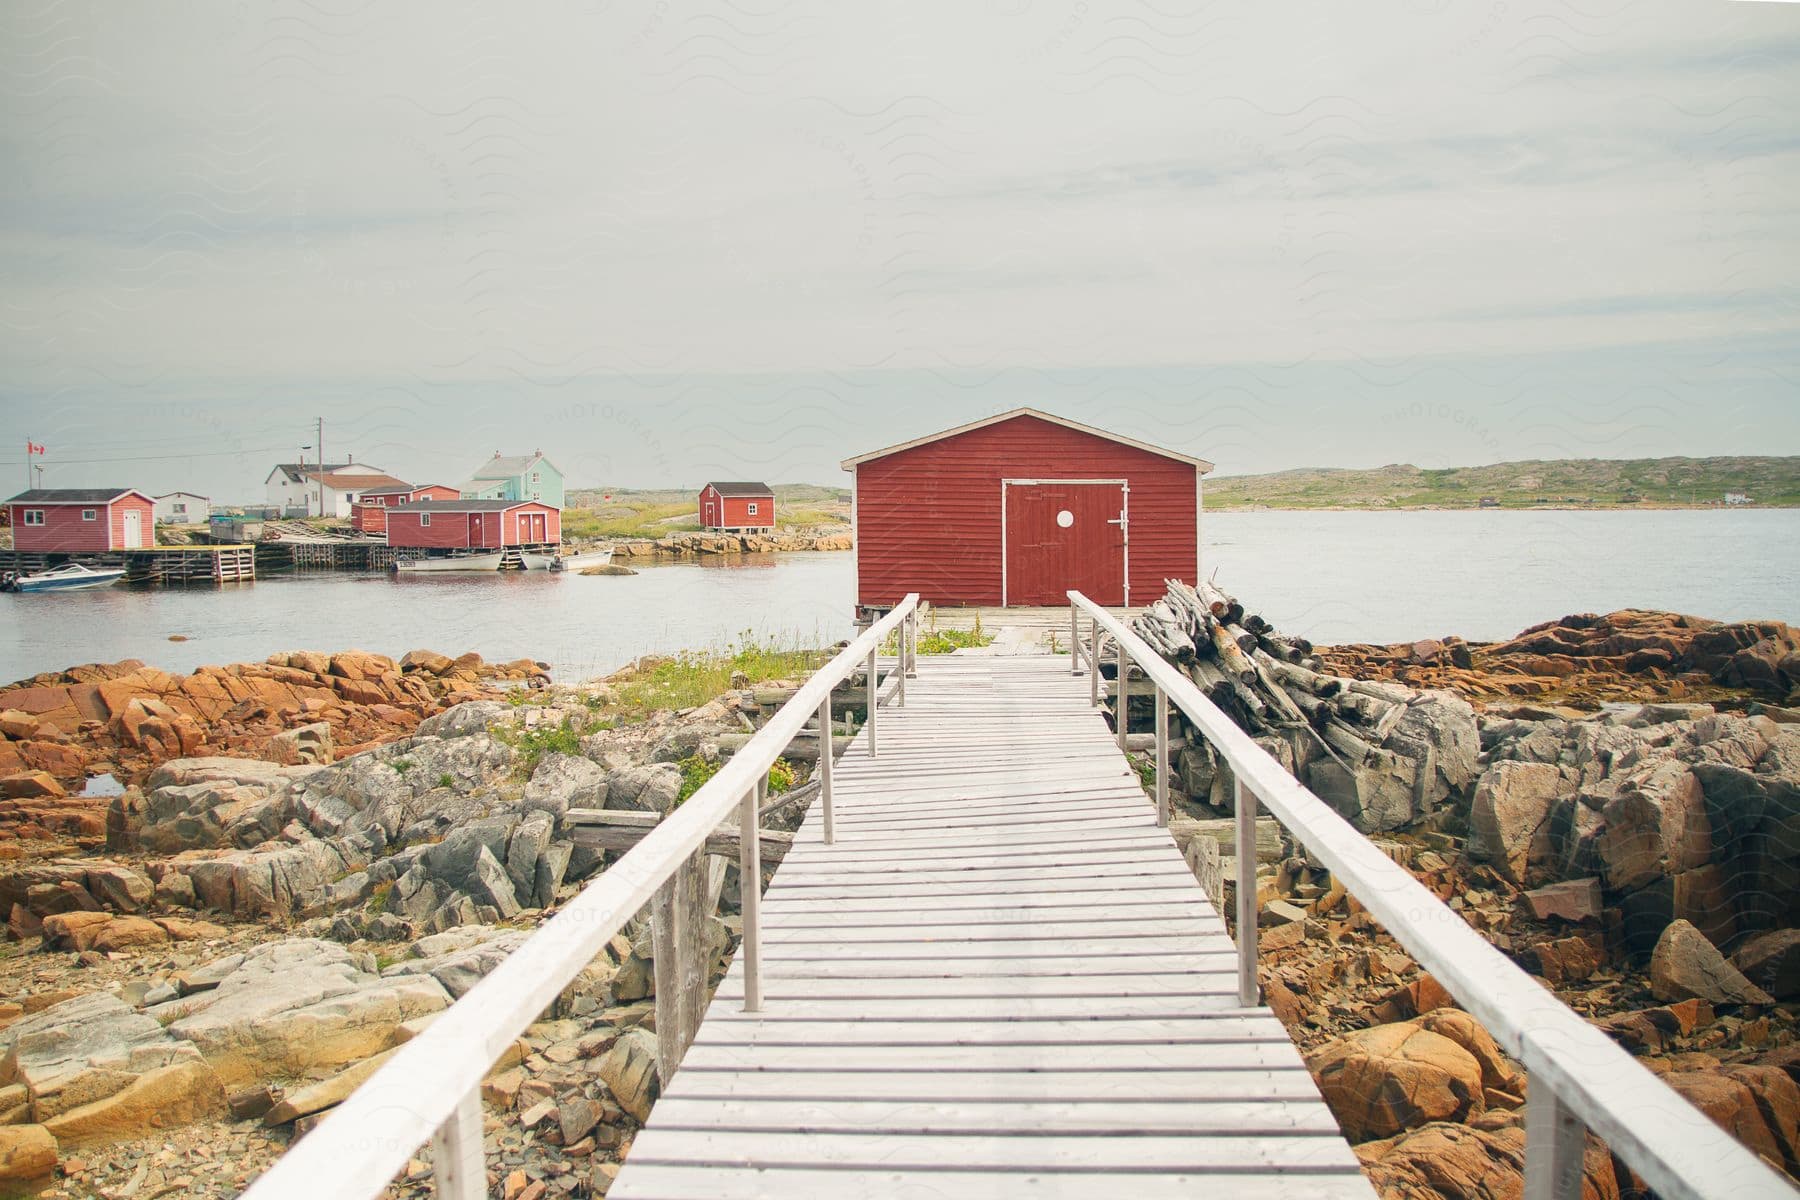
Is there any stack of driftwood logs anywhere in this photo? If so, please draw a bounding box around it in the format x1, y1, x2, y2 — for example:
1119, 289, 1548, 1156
1111, 579, 1478, 836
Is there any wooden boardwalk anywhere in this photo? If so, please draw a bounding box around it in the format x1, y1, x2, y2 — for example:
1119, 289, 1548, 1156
611, 655, 1374, 1199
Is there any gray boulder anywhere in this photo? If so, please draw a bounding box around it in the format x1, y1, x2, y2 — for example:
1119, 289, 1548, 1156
383, 927, 529, 998
522, 753, 607, 820
0, 993, 213, 1122
605, 763, 682, 814
161, 939, 451, 1086
1469, 761, 1569, 886
416, 701, 511, 739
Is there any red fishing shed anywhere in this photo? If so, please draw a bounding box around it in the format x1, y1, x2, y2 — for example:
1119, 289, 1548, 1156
353, 484, 459, 534
698, 482, 776, 532
385, 500, 561, 549
6, 489, 158, 552
841, 409, 1212, 614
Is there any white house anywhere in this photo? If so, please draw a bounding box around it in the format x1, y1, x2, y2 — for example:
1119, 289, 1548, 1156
153, 492, 210, 524
264, 461, 395, 516
1725, 491, 1752, 506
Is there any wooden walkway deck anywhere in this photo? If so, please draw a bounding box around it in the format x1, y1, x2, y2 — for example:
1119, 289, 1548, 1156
611, 655, 1374, 1199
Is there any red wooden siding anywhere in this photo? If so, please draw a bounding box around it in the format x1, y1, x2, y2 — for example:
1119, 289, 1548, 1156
8, 495, 155, 552
699, 487, 774, 530
385, 502, 560, 549
853, 414, 1197, 608
355, 485, 460, 534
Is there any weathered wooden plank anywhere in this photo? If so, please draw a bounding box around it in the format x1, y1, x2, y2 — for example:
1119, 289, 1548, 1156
689, 1014, 1291, 1047
610, 1165, 1377, 1200
711, 971, 1242, 1000
661, 1065, 1324, 1099
648, 1097, 1347, 1134
674, 1040, 1312, 1073
621, 1129, 1367, 1171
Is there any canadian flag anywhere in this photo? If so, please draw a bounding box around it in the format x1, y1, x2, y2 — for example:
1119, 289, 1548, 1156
25, 442, 44, 456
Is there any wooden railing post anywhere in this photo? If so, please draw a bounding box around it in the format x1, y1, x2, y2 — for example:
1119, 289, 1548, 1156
866, 647, 878, 757
1089, 621, 1100, 707
739, 777, 764, 1013
1234, 776, 1258, 1007
651, 847, 707, 1082
1070, 604, 1081, 675
818, 695, 835, 844
906, 608, 918, 678
430, 1089, 484, 1200
1525, 1085, 1585, 1200
1116, 640, 1129, 752
1154, 684, 1169, 828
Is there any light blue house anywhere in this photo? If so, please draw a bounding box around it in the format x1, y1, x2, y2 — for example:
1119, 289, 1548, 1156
459, 451, 565, 509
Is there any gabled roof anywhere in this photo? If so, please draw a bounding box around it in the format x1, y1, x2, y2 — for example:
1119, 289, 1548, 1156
389, 499, 550, 513
154, 492, 209, 501
307, 471, 411, 491
469, 452, 559, 480
7, 488, 150, 504
839, 408, 1214, 473
356, 482, 453, 498
267, 462, 353, 484
703, 481, 774, 497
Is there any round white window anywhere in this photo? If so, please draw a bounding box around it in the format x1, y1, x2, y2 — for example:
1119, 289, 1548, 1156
1056, 510, 1075, 528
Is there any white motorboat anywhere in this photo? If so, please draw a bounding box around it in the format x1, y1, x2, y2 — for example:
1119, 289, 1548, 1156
541, 548, 615, 572
1, 562, 127, 593
391, 551, 507, 573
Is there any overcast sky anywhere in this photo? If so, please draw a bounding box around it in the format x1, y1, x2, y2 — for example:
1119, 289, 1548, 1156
2, 1, 1796, 499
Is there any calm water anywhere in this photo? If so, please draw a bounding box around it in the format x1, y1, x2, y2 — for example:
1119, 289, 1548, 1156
2, 511, 1795, 683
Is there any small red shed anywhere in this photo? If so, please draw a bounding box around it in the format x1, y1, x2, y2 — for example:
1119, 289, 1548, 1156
385, 499, 561, 549
841, 409, 1213, 612
353, 484, 459, 534
698, 482, 775, 532
6, 489, 157, 552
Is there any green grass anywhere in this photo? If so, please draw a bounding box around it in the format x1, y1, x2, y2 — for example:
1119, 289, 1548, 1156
893, 611, 995, 655
562, 502, 701, 540
613, 631, 832, 716
494, 716, 586, 774
436, 773, 455, 789
676, 753, 798, 805
1204, 456, 1800, 510
390, 758, 413, 774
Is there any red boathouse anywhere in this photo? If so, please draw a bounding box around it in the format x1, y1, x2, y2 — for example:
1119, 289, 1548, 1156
352, 484, 459, 535
5, 489, 158, 552
841, 409, 1212, 613
698, 482, 775, 532
385, 500, 561, 549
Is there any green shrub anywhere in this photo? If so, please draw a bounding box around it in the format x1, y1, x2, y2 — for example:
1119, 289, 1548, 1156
494, 716, 585, 776
676, 754, 798, 806
614, 631, 830, 716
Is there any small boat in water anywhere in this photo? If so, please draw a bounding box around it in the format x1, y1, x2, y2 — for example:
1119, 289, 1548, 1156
541, 548, 615, 572
1, 563, 127, 593
391, 551, 507, 573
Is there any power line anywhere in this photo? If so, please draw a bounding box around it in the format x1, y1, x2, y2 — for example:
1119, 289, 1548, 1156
0, 446, 296, 466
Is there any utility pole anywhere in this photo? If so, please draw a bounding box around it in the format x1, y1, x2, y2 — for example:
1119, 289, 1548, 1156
317, 417, 325, 518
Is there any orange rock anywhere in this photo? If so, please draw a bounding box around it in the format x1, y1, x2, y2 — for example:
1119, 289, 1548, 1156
0, 771, 65, 799
90, 916, 170, 953
39, 911, 115, 951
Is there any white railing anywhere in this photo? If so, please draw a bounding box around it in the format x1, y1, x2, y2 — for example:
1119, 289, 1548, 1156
242, 596, 922, 1200
1069, 591, 1791, 1200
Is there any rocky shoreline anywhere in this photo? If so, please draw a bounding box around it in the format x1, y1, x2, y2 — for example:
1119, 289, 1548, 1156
0, 648, 851, 1196
605, 528, 851, 559
1122, 596, 1800, 1197
0, 608, 1796, 1197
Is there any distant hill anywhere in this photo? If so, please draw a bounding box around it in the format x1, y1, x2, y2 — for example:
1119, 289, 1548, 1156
1204, 457, 1800, 511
